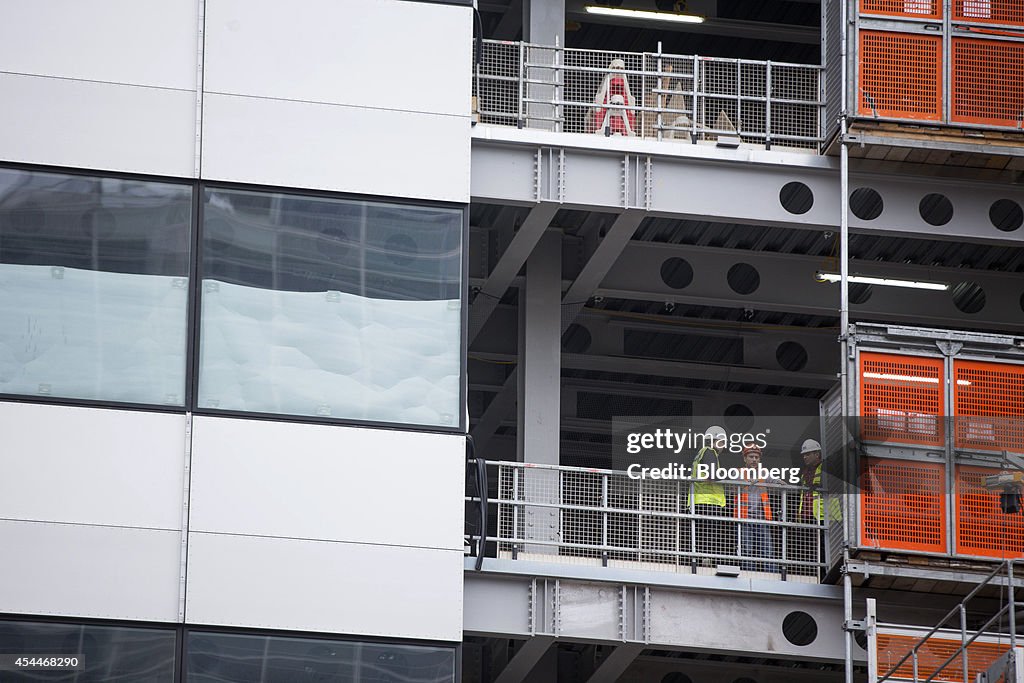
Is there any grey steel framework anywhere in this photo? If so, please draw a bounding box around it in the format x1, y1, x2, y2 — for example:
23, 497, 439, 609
867, 561, 1024, 682
473, 39, 824, 149
825, 0, 1024, 146
830, 322, 1024, 562
467, 460, 829, 580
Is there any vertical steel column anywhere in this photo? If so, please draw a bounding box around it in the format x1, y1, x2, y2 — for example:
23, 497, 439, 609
839, 0, 852, 680
765, 61, 773, 149
519, 231, 562, 557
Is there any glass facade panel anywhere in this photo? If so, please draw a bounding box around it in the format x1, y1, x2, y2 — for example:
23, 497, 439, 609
0, 168, 192, 405
198, 188, 462, 427
0, 620, 176, 682
187, 631, 456, 683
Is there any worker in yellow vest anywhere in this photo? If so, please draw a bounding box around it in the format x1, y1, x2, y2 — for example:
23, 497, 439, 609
692, 425, 729, 565
797, 438, 840, 571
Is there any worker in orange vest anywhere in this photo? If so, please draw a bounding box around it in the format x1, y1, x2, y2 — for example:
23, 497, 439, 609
736, 444, 780, 573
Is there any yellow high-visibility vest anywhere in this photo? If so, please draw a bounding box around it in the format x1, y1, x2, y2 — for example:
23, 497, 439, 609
692, 446, 726, 507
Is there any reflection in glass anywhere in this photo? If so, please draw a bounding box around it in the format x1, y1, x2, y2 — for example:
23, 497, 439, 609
187, 631, 455, 683
198, 189, 462, 426
0, 620, 176, 682
0, 168, 192, 405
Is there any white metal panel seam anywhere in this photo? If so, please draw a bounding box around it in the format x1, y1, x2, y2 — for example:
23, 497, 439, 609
178, 413, 193, 622
186, 529, 462, 554
201, 89, 474, 119
0, 70, 194, 93
0, 518, 181, 533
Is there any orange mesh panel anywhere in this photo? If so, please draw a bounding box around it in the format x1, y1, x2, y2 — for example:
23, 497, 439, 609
861, 0, 941, 19
954, 0, 1024, 25
876, 632, 1009, 682
859, 31, 942, 121
860, 352, 945, 446
955, 466, 1024, 558
861, 458, 945, 553
954, 360, 1024, 452
952, 38, 1024, 128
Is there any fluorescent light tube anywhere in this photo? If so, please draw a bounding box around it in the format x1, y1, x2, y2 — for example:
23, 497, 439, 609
863, 372, 939, 384
584, 6, 706, 23
815, 272, 949, 291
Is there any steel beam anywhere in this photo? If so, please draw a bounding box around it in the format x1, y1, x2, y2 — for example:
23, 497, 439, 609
585, 644, 645, 683
469, 202, 559, 345
493, 635, 556, 683
464, 559, 853, 662
561, 209, 646, 333
471, 134, 1024, 245
598, 242, 1024, 333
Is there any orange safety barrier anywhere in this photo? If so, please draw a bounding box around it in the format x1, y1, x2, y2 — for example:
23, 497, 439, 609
951, 38, 1024, 128
861, 0, 941, 19
954, 0, 1024, 26
876, 632, 1009, 682
860, 352, 945, 446
858, 31, 943, 121
955, 465, 1024, 559
954, 359, 1024, 453
861, 458, 946, 553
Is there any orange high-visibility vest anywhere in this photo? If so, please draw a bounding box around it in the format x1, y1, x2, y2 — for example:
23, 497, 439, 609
737, 489, 773, 521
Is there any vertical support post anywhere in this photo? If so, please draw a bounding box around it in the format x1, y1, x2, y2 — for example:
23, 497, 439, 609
602, 473, 609, 567
765, 61, 773, 149
942, 0, 952, 124
839, 0, 852, 672
1010, 561, 1017, 651
691, 54, 700, 141
519, 230, 562, 555
866, 598, 878, 683
656, 42, 664, 141
518, 41, 525, 128
523, 0, 564, 132
960, 603, 969, 682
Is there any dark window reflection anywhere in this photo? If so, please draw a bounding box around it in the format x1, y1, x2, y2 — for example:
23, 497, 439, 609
187, 631, 455, 683
0, 620, 176, 682
198, 188, 463, 425
0, 168, 192, 405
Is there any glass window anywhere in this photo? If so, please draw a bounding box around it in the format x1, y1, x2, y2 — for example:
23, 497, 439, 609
198, 188, 463, 427
187, 631, 456, 683
0, 620, 176, 682
0, 168, 192, 405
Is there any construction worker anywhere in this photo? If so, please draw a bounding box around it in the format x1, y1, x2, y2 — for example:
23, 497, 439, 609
797, 438, 840, 573
692, 425, 729, 566
736, 444, 780, 573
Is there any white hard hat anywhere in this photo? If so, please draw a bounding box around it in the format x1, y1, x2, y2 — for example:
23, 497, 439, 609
705, 425, 727, 441
609, 58, 626, 70
800, 438, 822, 454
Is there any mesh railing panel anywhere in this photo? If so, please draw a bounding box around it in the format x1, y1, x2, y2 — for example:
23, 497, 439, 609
955, 465, 1024, 559
954, 359, 1024, 452
954, 0, 1024, 25
474, 40, 822, 149
860, 352, 945, 446
861, 0, 942, 18
861, 458, 946, 553
474, 40, 520, 126
481, 462, 826, 580
951, 38, 1024, 128
876, 632, 1009, 682
858, 31, 942, 121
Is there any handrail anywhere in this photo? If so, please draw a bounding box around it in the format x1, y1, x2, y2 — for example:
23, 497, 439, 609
876, 559, 1022, 683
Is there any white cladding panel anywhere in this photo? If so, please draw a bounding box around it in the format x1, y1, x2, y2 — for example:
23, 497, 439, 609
0, 0, 198, 90
0, 73, 196, 177
201, 93, 470, 202
0, 520, 181, 622
0, 402, 186, 531
205, 0, 471, 116
189, 416, 465, 551
186, 532, 463, 641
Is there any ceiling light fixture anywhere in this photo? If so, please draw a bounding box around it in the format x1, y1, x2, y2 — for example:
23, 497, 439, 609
815, 272, 949, 291
584, 5, 706, 23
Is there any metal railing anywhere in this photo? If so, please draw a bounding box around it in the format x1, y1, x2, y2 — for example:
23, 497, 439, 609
870, 561, 1024, 682
466, 460, 830, 581
473, 40, 825, 150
